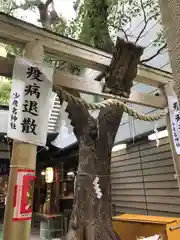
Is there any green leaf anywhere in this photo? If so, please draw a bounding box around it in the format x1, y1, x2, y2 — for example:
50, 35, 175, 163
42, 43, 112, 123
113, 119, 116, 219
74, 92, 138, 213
0, 79, 11, 104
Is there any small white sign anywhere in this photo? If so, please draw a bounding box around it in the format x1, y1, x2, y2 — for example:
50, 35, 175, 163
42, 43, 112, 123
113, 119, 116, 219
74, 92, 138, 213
7, 57, 54, 146
167, 96, 180, 154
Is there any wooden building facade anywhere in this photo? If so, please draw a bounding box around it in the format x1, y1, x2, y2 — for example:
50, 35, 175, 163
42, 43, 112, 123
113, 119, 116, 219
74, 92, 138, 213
111, 137, 180, 217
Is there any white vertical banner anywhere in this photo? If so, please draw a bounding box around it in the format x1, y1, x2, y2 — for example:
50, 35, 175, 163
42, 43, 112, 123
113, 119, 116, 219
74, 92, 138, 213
167, 95, 180, 154
7, 57, 54, 146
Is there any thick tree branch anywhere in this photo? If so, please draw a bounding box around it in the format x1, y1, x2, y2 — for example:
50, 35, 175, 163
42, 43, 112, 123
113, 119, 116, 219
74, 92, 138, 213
66, 100, 90, 140
105, 38, 144, 96
140, 43, 167, 64
98, 105, 123, 154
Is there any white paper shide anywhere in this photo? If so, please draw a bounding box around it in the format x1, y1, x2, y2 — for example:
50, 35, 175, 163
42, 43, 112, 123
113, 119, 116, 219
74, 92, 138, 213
7, 57, 53, 146
93, 176, 102, 199
137, 235, 160, 240
167, 95, 180, 155
51, 101, 77, 149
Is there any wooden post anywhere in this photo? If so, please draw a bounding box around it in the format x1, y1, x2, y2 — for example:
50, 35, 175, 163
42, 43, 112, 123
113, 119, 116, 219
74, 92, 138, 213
2, 41, 44, 240
163, 82, 180, 191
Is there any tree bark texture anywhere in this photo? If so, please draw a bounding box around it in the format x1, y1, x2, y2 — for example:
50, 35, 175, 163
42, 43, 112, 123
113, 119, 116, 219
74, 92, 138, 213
105, 38, 143, 97
63, 101, 123, 240
158, 0, 180, 99
158, 0, 180, 197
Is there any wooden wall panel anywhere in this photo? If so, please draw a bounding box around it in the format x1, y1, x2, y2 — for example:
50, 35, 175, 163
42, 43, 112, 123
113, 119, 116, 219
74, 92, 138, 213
111, 137, 180, 217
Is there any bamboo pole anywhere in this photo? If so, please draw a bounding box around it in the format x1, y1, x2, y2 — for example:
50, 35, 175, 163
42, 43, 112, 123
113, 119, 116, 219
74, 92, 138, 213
2, 40, 44, 240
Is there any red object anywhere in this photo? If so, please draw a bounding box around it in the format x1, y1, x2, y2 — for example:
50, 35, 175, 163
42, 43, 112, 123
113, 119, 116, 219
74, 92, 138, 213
20, 174, 35, 214
55, 168, 59, 181
13, 169, 36, 221
13, 185, 18, 208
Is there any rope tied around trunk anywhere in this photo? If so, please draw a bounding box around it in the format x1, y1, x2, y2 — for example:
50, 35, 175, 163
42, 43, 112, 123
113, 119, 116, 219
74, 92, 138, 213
77, 171, 110, 178
55, 86, 168, 122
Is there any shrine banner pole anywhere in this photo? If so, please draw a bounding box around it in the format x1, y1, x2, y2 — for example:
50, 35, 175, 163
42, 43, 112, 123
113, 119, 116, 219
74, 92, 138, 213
164, 82, 180, 192
2, 41, 44, 240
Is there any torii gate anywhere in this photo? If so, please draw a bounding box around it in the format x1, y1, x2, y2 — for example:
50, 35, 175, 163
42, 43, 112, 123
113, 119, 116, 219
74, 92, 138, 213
0, 12, 177, 240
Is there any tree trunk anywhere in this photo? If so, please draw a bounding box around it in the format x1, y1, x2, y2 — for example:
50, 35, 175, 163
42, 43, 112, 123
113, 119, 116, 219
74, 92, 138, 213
57, 34, 143, 240
158, 0, 180, 197
80, 0, 114, 53
105, 38, 143, 97
158, 0, 180, 100
63, 101, 123, 240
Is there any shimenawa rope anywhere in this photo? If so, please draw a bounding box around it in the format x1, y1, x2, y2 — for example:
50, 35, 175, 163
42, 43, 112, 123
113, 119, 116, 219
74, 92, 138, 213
55, 86, 168, 122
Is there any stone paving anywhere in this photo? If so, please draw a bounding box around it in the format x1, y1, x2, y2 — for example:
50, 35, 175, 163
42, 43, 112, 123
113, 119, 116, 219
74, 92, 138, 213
0, 227, 62, 239
31, 235, 61, 239
31, 235, 40, 240
31, 237, 61, 240
31, 230, 61, 240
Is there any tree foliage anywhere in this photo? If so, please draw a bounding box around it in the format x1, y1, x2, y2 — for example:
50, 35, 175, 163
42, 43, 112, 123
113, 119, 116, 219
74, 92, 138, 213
0, 0, 167, 60
0, 79, 11, 104
0, 0, 167, 104
1, 0, 166, 51
71, 0, 166, 59
0, 0, 15, 14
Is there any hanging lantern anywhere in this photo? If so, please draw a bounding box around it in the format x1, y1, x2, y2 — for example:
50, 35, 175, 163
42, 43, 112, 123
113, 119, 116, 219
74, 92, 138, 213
45, 167, 54, 183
